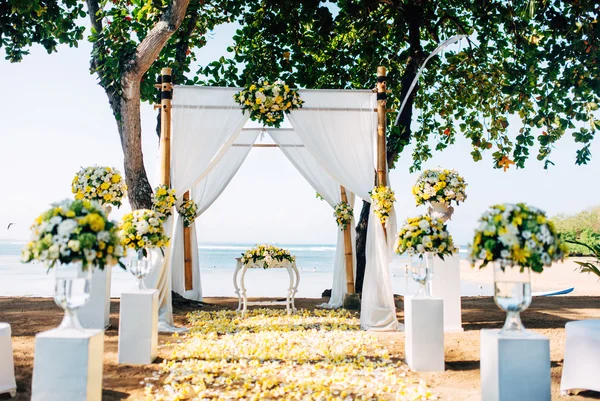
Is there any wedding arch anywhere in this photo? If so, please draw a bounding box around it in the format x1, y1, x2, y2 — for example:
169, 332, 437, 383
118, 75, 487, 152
145, 67, 398, 332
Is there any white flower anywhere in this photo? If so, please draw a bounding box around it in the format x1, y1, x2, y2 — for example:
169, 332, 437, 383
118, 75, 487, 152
500, 249, 511, 258
135, 220, 150, 235
97, 231, 110, 242
57, 219, 78, 237
541, 253, 552, 265
149, 218, 160, 227
68, 240, 81, 252
522, 231, 532, 239
422, 236, 431, 245
538, 225, 554, 244
526, 239, 537, 250
48, 244, 60, 259
84, 249, 97, 262
418, 220, 430, 230
416, 244, 425, 253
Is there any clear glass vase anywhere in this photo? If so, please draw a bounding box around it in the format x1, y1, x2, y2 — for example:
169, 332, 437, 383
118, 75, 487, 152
493, 264, 532, 335
411, 252, 434, 298
129, 249, 152, 290
54, 262, 92, 330
427, 201, 455, 222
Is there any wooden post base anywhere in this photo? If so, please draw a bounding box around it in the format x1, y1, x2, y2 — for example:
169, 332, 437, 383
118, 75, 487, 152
342, 293, 361, 310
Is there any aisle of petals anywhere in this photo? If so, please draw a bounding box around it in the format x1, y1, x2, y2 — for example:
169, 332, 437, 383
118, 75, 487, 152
145, 309, 436, 400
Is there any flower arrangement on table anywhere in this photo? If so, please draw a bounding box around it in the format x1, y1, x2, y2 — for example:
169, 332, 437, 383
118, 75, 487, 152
233, 79, 303, 128
21, 199, 124, 270
152, 185, 177, 221
334, 201, 353, 230
241, 244, 296, 269
370, 186, 395, 224
412, 168, 467, 206
71, 166, 127, 208
469, 203, 567, 272
119, 209, 169, 257
396, 215, 456, 259
177, 199, 199, 227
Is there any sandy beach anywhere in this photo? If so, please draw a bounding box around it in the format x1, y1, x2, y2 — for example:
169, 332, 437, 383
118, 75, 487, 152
1, 258, 599, 400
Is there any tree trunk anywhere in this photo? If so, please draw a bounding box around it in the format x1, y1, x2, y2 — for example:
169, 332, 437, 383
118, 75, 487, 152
118, 75, 154, 210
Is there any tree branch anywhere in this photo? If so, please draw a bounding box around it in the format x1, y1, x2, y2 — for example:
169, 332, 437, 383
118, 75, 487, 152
85, 0, 103, 33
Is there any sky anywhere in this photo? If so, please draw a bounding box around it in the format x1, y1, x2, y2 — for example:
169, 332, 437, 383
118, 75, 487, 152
1, 23, 599, 246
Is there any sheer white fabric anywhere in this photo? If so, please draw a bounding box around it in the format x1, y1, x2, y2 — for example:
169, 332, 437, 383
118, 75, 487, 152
171, 86, 249, 197
170, 129, 259, 300
269, 130, 355, 308
288, 90, 398, 330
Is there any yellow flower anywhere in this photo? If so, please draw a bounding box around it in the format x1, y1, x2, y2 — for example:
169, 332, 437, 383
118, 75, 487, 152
104, 194, 112, 201
111, 174, 121, 183
255, 98, 262, 104
75, 192, 85, 200
87, 213, 106, 232
66, 211, 76, 218
100, 182, 110, 190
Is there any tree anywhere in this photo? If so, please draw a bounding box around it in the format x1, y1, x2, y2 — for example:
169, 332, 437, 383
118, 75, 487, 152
199, 0, 600, 291
2, 0, 240, 209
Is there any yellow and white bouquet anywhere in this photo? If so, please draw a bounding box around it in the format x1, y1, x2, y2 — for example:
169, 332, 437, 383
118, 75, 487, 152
370, 186, 395, 224
412, 168, 467, 206
233, 79, 303, 128
241, 244, 296, 269
470, 203, 567, 272
71, 166, 127, 208
22, 199, 124, 270
396, 215, 456, 259
152, 185, 177, 221
119, 209, 169, 256
177, 199, 199, 227
334, 202, 353, 230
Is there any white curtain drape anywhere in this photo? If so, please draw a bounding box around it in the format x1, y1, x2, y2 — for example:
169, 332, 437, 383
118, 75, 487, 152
269, 129, 356, 308
288, 90, 399, 331
171, 129, 259, 300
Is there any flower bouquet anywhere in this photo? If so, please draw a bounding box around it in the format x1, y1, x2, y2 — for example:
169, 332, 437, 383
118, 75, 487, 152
152, 185, 177, 221
72, 166, 127, 211
334, 201, 353, 230
469, 203, 567, 334
396, 215, 456, 297
241, 244, 295, 269
370, 186, 395, 224
412, 168, 466, 221
22, 199, 124, 329
233, 79, 303, 128
177, 199, 199, 227
119, 209, 170, 288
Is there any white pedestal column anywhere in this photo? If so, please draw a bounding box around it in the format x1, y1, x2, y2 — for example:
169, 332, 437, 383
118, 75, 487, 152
118, 289, 158, 365
79, 266, 112, 329
480, 329, 550, 401
431, 254, 463, 332
404, 296, 445, 372
31, 328, 104, 401
0, 323, 17, 398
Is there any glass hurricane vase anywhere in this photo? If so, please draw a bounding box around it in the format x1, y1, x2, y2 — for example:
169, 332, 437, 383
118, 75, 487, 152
54, 262, 92, 330
129, 249, 153, 290
411, 252, 434, 298
493, 264, 532, 336
427, 201, 455, 222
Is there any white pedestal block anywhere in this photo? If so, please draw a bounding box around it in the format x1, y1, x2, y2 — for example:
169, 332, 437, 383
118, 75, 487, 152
118, 289, 158, 365
480, 329, 550, 401
0, 323, 17, 398
405, 296, 445, 372
431, 254, 463, 332
79, 266, 112, 329
32, 328, 104, 401
560, 319, 600, 394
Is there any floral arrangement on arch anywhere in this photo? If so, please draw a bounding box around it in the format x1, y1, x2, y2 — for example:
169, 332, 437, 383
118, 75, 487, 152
241, 244, 296, 269
119, 209, 169, 256
71, 166, 127, 208
177, 199, 199, 227
370, 186, 395, 224
22, 199, 125, 270
412, 168, 467, 206
152, 185, 177, 221
469, 203, 567, 272
334, 202, 353, 230
233, 79, 303, 128
396, 215, 456, 259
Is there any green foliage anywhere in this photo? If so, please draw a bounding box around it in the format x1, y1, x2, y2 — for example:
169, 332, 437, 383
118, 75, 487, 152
1, 0, 85, 62
200, 0, 600, 171
565, 239, 600, 281
552, 206, 600, 256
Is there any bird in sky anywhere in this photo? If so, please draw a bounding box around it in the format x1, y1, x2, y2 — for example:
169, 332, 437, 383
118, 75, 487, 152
6, 223, 15, 230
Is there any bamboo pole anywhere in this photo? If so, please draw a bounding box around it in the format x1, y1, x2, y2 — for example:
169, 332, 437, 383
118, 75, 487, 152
159, 67, 172, 187
376, 66, 388, 238
183, 191, 193, 291
340, 186, 355, 294
376, 66, 388, 187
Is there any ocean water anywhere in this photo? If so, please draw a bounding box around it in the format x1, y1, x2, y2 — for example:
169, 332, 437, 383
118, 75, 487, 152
0, 241, 482, 298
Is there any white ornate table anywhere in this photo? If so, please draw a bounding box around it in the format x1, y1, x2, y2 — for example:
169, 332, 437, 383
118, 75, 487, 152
233, 258, 300, 316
